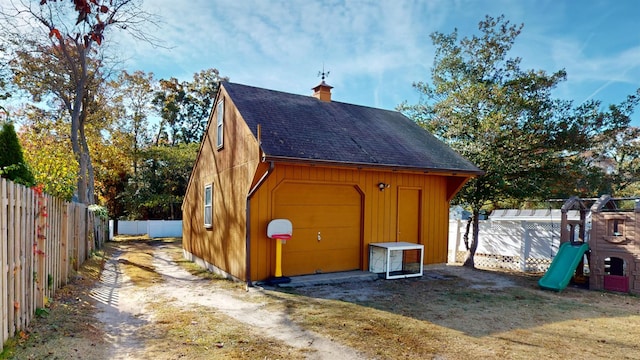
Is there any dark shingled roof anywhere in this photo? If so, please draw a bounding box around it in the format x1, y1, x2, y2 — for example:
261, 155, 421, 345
222, 82, 482, 175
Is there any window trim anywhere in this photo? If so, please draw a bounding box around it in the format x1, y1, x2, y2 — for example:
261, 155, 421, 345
204, 183, 213, 228
216, 99, 224, 150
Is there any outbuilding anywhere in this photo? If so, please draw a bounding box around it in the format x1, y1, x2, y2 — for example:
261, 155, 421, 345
182, 80, 482, 283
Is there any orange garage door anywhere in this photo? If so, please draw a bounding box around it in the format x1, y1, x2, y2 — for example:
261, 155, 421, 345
274, 182, 362, 276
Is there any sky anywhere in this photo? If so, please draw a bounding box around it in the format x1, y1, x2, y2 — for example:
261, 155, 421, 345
64, 1, 640, 126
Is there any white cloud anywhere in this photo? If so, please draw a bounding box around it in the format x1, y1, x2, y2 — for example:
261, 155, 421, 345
120, 1, 445, 87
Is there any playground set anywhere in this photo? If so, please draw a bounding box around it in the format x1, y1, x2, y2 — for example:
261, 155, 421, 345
538, 195, 640, 294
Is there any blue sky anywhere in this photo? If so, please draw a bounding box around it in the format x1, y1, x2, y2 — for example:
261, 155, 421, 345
119, 0, 639, 125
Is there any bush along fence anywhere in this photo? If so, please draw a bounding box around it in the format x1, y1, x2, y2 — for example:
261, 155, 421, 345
1, 178, 108, 351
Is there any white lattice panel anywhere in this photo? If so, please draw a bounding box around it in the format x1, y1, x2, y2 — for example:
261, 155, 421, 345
454, 251, 552, 272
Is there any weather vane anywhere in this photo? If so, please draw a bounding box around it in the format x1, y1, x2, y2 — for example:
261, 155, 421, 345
318, 64, 330, 81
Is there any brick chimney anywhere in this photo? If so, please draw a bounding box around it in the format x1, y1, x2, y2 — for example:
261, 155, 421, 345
312, 80, 333, 102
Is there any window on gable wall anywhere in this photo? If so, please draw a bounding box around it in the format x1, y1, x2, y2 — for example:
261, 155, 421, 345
216, 99, 224, 149
204, 184, 213, 228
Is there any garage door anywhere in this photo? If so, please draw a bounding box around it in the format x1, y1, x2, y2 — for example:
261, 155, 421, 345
274, 182, 362, 276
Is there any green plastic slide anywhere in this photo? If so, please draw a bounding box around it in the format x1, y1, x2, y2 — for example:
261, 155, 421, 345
538, 242, 589, 291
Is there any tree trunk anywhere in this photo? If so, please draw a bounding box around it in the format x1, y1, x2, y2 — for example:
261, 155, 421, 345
66, 39, 90, 203
76, 142, 87, 203
462, 210, 480, 268
463, 217, 472, 250
78, 89, 96, 204
79, 122, 95, 204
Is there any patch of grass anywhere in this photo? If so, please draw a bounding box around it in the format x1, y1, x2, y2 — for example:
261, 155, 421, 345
290, 292, 627, 359
106, 240, 162, 287
164, 243, 222, 281
164, 239, 249, 293
281, 268, 640, 359
137, 302, 308, 359
110, 234, 152, 242
0, 337, 20, 359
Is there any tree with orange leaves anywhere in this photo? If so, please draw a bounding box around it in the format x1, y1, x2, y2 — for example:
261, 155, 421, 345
1, 0, 158, 204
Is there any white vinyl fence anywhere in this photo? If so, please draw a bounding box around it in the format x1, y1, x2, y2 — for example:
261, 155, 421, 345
448, 209, 589, 272
110, 220, 182, 239
449, 220, 560, 272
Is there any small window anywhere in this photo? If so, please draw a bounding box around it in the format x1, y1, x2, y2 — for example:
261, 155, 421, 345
608, 218, 624, 236
204, 184, 213, 228
604, 257, 626, 276
216, 99, 224, 149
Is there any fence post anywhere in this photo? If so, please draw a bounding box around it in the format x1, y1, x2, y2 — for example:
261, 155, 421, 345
1, 179, 8, 348
17, 184, 25, 331
35, 191, 46, 309
520, 221, 530, 272
85, 206, 91, 259
7, 181, 15, 338
85, 206, 91, 258
449, 220, 462, 263
15, 183, 24, 333
75, 204, 83, 269
60, 203, 69, 284
25, 187, 35, 326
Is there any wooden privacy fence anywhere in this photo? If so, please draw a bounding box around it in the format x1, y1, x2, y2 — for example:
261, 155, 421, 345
1, 178, 107, 351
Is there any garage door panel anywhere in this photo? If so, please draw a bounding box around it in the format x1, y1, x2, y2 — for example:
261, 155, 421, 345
275, 205, 361, 228
275, 184, 360, 205
283, 227, 360, 252
282, 228, 320, 252
276, 182, 362, 276
314, 227, 360, 249
283, 248, 360, 274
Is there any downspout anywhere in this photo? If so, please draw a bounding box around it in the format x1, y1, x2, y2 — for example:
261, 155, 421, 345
245, 161, 274, 287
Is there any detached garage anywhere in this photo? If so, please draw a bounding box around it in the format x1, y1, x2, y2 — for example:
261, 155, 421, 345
182, 81, 483, 284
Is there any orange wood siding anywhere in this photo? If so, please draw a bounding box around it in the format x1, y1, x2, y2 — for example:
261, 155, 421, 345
249, 163, 459, 281
182, 88, 260, 281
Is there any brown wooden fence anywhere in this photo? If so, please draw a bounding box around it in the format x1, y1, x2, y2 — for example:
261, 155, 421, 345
1, 178, 107, 351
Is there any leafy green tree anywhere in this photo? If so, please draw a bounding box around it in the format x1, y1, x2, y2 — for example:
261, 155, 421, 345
400, 15, 634, 267
122, 143, 199, 219
17, 107, 77, 199
110, 70, 156, 174
0, 121, 35, 186
94, 70, 156, 219
153, 68, 228, 145
15, 85, 129, 206
588, 109, 640, 196
84, 79, 131, 213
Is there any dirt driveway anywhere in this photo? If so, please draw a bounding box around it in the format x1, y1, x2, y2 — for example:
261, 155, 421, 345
93, 240, 363, 359
7, 238, 640, 359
